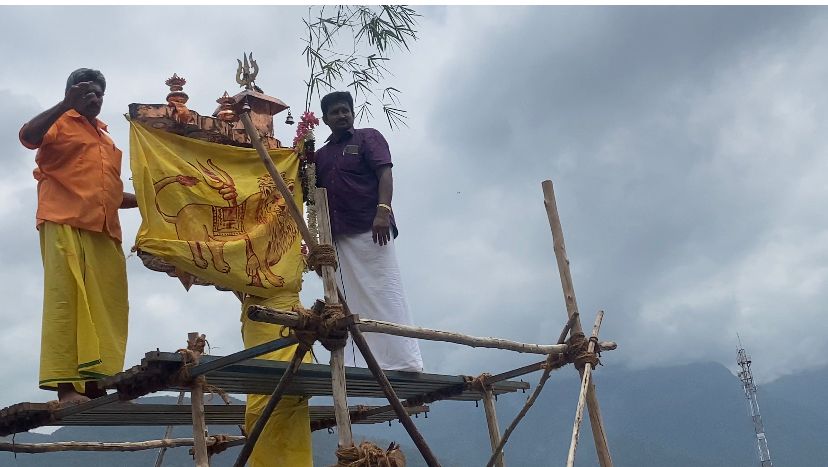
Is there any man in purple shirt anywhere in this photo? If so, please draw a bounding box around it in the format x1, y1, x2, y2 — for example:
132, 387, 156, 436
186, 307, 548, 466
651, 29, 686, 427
315, 91, 423, 372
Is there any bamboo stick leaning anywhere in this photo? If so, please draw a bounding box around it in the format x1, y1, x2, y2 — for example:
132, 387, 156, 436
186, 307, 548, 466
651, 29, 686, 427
542, 180, 614, 467
567, 311, 605, 467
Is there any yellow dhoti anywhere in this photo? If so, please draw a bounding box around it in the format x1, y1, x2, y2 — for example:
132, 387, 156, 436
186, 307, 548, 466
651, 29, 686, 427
242, 293, 313, 467
38, 222, 129, 393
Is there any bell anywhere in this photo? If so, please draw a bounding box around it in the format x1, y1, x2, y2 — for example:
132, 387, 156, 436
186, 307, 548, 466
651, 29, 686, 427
285, 109, 295, 125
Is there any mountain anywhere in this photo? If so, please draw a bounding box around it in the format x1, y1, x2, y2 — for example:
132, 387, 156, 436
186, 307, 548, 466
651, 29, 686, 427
2, 363, 826, 466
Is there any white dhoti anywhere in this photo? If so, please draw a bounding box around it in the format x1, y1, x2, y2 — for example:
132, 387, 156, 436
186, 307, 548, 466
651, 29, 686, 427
334, 230, 423, 372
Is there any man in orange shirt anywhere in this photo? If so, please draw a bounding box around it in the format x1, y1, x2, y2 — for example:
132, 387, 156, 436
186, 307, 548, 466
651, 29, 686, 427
19, 68, 138, 405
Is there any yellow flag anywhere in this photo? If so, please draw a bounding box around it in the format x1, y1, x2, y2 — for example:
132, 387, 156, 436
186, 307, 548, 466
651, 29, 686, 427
129, 121, 304, 297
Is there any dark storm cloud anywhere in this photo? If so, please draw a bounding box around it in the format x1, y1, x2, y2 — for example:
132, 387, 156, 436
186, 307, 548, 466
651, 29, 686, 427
0, 7, 826, 409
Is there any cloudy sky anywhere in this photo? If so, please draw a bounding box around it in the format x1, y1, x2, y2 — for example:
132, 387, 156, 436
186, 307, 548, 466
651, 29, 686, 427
1, 6, 826, 410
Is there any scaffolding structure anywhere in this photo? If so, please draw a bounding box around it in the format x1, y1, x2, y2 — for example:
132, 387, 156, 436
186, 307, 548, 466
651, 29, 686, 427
0, 70, 617, 467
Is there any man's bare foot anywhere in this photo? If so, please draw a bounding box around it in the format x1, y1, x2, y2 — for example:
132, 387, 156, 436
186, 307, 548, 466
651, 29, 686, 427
57, 383, 91, 406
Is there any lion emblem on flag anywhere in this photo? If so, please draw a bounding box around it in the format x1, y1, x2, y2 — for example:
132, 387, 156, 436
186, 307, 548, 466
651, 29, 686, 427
153, 159, 298, 288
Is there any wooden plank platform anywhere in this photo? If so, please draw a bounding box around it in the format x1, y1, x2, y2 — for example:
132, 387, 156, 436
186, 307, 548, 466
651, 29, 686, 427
0, 403, 428, 437
104, 351, 529, 402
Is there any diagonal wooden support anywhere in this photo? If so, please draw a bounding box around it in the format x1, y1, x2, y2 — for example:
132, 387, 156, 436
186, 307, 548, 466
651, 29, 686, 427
241, 102, 438, 466
240, 108, 354, 451
567, 311, 604, 466
233, 345, 308, 467
484, 313, 578, 467
542, 180, 613, 467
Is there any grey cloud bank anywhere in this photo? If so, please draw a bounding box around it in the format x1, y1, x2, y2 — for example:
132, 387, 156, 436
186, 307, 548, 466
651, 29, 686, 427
0, 6, 825, 409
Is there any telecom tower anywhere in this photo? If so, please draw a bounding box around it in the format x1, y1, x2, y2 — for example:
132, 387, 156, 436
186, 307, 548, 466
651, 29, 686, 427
737, 338, 773, 467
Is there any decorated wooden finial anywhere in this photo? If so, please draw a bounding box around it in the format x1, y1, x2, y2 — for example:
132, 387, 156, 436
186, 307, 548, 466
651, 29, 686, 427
235, 52, 259, 91
215, 91, 238, 122
165, 73, 189, 105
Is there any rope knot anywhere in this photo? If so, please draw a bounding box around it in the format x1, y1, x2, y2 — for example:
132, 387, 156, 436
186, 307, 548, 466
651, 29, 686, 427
566, 332, 601, 371
307, 243, 337, 272
469, 373, 493, 392
319, 303, 348, 351
335, 441, 407, 466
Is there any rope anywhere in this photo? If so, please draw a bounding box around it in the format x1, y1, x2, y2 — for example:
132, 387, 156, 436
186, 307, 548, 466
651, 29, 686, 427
335, 441, 406, 466
468, 373, 493, 392
565, 332, 601, 371
306, 243, 337, 272
206, 434, 234, 456
319, 303, 347, 351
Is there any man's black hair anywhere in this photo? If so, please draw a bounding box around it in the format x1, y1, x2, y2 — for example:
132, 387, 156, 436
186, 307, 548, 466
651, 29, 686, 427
65, 68, 106, 93
321, 91, 354, 116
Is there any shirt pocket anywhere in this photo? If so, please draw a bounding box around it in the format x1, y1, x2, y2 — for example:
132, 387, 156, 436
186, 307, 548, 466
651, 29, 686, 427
337, 149, 365, 174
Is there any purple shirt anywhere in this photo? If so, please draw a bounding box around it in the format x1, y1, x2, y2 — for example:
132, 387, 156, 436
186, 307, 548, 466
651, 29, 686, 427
315, 128, 398, 237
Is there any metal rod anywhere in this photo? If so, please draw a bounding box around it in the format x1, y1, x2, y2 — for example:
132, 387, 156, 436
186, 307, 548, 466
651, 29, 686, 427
188, 336, 298, 378
233, 346, 308, 467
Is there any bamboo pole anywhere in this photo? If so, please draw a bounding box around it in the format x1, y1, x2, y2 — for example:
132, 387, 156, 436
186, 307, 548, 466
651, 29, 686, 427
346, 320, 442, 467
0, 436, 246, 454
567, 311, 604, 467
233, 346, 308, 467
153, 390, 185, 467
482, 386, 505, 467
188, 332, 209, 467
247, 305, 617, 356
315, 187, 354, 449
542, 179, 613, 467
238, 109, 316, 247
239, 104, 438, 466
484, 313, 577, 467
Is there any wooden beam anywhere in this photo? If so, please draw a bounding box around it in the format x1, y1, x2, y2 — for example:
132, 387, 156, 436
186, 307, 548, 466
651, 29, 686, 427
0, 436, 245, 454
247, 306, 617, 356
482, 386, 505, 467
187, 332, 209, 467
567, 311, 604, 467
541, 180, 613, 467
315, 187, 354, 449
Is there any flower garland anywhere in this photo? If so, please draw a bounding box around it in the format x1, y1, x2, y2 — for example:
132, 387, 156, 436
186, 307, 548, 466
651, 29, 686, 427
294, 112, 320, 254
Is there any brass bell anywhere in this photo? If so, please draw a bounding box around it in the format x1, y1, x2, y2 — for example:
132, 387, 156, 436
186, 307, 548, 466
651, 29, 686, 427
285, 109, 295, 125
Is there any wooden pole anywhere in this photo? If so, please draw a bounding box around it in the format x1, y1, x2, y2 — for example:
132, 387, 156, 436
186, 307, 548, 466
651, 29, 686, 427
241, 104, 434, 465
541, 180, 613, 467
154, 390, 185, 467
482, 386, 505, 467
484, 313, 577, 467
238, 109, 316, 247
347, 323, 442, 467
247, 305, 617, 356
315, 187, 354, 449
0, 436, 246, 454
187, 332, 209, 467
567, 311, 604, 467
233, 346, 308, 467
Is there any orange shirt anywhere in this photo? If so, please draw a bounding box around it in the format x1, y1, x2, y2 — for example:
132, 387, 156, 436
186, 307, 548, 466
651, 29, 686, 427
19, 110, 124, 241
